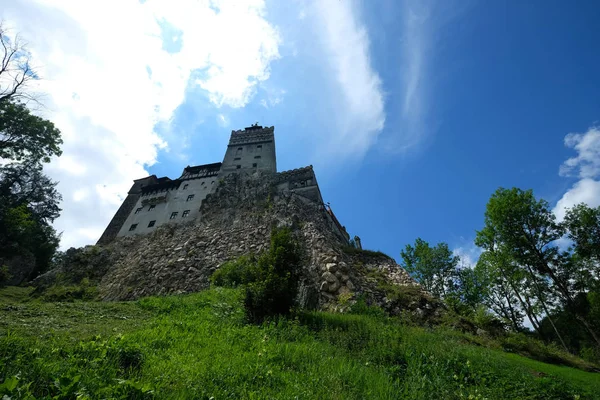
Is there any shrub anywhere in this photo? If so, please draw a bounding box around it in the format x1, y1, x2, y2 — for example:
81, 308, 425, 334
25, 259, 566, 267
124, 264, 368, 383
211, 227, 302, 322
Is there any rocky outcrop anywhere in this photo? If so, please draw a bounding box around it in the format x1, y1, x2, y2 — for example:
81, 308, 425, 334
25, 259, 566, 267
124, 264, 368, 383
36, 171, 438, 316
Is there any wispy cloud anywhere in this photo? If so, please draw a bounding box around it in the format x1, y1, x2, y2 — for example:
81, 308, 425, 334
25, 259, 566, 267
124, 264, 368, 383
553, 126, 600, 221
312, 0, 385, 159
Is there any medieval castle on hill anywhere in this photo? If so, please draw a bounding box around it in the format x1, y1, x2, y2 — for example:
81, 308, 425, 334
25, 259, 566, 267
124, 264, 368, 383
97, 125, 356, 247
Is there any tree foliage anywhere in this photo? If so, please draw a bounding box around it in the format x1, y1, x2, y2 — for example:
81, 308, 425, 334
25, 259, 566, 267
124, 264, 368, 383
474, 187, 600, 353
400, 238, 459, 298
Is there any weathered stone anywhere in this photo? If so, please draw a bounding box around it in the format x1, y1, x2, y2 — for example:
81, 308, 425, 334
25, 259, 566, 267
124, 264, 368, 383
346, 280, 355, 290
321, 271, 338, 284
328, 281, 340, 293
320, 281, 329, 292
326, 263, 337, 273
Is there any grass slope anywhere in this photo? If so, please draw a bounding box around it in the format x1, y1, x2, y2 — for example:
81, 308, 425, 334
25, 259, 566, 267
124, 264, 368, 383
1, 287, 599, 399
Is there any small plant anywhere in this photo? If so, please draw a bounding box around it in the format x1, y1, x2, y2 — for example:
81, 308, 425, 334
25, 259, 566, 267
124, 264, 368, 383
211, 227, 302, 322
342, 246, 392, 259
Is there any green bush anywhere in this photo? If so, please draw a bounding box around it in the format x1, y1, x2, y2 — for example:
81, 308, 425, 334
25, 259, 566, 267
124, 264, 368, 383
39, 279, 98, 302
211, 227, 302, 322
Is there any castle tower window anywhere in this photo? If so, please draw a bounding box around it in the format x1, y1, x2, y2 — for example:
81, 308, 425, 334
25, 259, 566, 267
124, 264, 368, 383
148, 220, 156, 227
183, 184, 189, 190
129, 224, 138, 231
234, 157, 241, 161
257, 145, 262, 151
252, 163, 257, 168
187, 194, 195, 201
148, 205, 156, 211
236, 147, 243, 155
236, 165, 241, 169
254, 155, 261, 159
135, 207, 142, 214
182, 210, 190, 218
170, 212, 178, 219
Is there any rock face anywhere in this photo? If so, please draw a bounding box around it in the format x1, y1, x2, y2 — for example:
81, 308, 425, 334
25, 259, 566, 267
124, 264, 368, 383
38, 172, 437, 315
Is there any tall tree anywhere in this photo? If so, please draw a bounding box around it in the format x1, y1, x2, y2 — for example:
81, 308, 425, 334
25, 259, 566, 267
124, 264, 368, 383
476, 188, 600, 347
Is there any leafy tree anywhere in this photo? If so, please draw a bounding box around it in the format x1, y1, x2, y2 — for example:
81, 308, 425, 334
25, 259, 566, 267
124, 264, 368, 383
0, 25, 63, 282
400, 238, 459, 298
476, 188, 599, 348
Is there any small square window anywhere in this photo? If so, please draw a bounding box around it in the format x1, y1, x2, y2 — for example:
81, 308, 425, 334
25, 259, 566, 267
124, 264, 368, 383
257, 145, 262, 150
236, 165, 241, 169
148, 205, 156, 211
170, 212, 178, 219
182, 210, 190, 218
234, 157, 241, 161
134, 207, 142, 214
129, 224, 138, 231
187, 194, 194, 201
254, 155, 261, 159
183, 184, 189, 190
252, 163, 257, 168
148, 220, 156, 227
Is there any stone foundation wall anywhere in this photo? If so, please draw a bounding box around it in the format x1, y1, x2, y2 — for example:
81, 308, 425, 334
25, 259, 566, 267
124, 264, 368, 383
39, 171, 435, 316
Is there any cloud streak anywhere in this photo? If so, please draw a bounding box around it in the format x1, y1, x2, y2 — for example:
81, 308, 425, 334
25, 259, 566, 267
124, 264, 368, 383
312, 0, 385, 159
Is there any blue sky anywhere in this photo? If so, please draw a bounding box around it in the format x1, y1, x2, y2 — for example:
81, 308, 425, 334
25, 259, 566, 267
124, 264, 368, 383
146, 0, 600, 262
3, 0, 599, 255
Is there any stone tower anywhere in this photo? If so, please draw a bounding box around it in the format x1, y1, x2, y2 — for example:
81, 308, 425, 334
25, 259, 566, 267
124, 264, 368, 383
220, 125, 276, 176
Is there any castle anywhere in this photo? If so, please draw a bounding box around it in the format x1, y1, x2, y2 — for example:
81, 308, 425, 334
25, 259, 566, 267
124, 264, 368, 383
97, 125, 352, 246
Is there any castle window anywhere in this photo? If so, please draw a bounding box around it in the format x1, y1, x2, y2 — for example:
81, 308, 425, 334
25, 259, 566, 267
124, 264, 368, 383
129, 224, 138, 231
187, 194, 194, 201
148, 220, 156, 227
252, 163, 257, 168
183, 184, 189, 190
170, 212, 178, 219
234, 157, 241, 161
257, 145, 262, 151
148, 205, 156, 211
134, 207, 142, 214
236, 147, 243, 155
236, 165, 241, 169
182, 210, 190, 218
254, 155, 261, 159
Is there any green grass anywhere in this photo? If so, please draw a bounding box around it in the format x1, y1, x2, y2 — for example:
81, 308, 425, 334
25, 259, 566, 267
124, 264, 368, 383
1, 286, 599, 399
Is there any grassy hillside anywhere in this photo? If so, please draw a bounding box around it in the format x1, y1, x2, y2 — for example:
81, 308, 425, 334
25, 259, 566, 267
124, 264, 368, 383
1, 286, 599, 399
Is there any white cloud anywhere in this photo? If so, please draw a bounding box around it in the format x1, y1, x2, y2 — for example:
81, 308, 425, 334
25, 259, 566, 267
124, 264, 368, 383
2, 0, 280, 248
554, 126, 600, 222
311, 0, 385, 159
553, 178, 600, 221
559, 126, 600, 179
